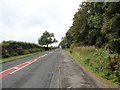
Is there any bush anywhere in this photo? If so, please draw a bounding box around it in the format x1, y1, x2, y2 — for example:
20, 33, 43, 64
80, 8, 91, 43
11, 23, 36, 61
69, 47, 120, 84
16, 47, 25, 55
13, 52, 18, 56
106, 38, 120, 54
113, 62, 120, 82
2, 49, 10, 58
2, 41, 45, 58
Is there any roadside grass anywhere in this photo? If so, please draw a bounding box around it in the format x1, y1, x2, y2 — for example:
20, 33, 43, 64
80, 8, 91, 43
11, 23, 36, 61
67, 46, 120, 88
0, 51, 46, 63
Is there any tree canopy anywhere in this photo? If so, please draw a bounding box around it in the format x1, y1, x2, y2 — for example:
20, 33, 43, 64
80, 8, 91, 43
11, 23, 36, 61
38, 31, 57, 47
60, 2, 120, 54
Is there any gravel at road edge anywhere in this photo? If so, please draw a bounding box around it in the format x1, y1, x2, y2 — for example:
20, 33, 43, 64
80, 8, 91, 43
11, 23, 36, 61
61, 50, 103, 88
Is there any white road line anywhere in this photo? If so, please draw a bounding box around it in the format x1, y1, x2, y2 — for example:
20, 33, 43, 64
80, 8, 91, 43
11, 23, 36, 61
10, 64, 29, 74
1, 54, 48, 75
10, 69, 20, 74
14, 67, 19, 70
0, 67, 14, 74
27, 61, 32, 64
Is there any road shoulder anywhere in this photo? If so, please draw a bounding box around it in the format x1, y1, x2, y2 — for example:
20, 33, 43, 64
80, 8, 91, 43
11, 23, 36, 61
61, 50, 103, 88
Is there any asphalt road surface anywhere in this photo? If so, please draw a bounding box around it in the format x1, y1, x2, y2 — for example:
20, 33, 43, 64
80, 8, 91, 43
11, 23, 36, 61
1, 49, 102, 88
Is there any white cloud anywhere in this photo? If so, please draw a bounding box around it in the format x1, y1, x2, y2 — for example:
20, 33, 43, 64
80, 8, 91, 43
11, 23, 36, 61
0, 0, 83, 46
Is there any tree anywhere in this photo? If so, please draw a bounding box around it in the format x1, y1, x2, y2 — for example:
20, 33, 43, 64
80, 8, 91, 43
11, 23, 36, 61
60, 2, 120, 54
38, 31, 57, 47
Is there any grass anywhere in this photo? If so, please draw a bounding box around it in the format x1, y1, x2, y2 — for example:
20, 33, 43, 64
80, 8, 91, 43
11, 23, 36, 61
0, 51, 46, 63
67, 46, 120, 88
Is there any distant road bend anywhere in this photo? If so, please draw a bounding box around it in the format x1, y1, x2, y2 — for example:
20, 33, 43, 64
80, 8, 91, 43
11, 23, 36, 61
1, 49, 102, 88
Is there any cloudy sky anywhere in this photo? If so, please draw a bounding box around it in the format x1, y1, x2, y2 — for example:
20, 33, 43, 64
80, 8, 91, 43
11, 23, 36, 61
0, 0, 84, 46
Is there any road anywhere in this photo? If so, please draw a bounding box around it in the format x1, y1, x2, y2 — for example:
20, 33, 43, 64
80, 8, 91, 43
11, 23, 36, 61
1, 49, 102, 88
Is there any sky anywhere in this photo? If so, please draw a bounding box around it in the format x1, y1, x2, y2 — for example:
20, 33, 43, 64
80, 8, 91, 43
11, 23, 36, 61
0, 0, 84, 46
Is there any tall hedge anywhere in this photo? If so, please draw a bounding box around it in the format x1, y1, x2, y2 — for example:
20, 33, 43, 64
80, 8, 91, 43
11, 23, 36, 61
2, 41, 44, 58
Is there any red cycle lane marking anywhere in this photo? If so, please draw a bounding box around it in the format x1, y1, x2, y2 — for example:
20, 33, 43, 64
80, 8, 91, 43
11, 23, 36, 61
0, 68, 17, 78
15, 62, 29, 69
0, 54, 48, 78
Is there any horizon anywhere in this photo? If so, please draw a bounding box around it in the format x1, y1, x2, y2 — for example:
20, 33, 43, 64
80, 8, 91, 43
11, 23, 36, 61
0, 0, 83, 46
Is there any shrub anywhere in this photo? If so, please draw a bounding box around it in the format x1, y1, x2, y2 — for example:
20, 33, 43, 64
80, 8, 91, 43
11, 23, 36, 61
16, 47, 24, 55
2, 49, 10, 58
13, 52, 18, 56
106, 38, 120, 54
2, 41, 45, 58
69, 47, 120, 84
113, 62, 120, 82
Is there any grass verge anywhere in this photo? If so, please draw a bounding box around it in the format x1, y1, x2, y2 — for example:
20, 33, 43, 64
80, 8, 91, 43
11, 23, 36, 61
67, 46, 120, 88
0, 51, 46, 63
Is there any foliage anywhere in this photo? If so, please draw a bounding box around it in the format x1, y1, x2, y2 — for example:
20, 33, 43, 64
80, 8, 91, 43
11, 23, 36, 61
69, 47, 120, 84
60, 2, 120, 54
38, 31, 57, 47
2, 41, 44, 58
107, 39, 120, 54
59, 1, 120, 85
